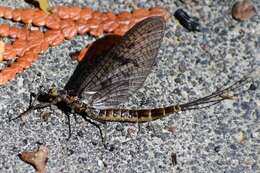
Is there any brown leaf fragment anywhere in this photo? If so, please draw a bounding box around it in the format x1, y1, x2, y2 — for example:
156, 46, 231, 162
232, 0, 257, 21
18, 145, 48, 173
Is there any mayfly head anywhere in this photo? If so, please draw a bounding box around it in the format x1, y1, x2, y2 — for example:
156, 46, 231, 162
10, 86, 64, 121
37, 87, 64, 103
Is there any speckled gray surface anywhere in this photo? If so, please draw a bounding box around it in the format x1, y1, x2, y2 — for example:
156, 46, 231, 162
0, 0, 259, 173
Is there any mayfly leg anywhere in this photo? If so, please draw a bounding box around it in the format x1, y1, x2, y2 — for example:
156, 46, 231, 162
136, 116, 145, 135
65, 111, 72, 140
28, 92, 36, 107
136, 121, 142, 135
81, 115, 108, 149
64, 107, 79, 140
64, 112, 87, 141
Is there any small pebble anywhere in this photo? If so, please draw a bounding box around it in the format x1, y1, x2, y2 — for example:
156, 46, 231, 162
234, 131, 245, 143
214, 146, 221, 152
232, 0, 257, 21
249, 83, 257, 90
167, 126, 177, 134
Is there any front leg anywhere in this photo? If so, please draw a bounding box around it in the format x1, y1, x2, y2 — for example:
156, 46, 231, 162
64, 111, 73, 141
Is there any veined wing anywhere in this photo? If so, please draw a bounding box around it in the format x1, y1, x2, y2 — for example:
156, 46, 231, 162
64, 16, 166, 109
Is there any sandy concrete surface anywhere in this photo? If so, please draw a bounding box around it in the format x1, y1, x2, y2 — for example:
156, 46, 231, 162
0, 0, 259, 172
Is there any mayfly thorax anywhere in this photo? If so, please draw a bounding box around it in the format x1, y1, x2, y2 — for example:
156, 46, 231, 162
12, 16, 250, 143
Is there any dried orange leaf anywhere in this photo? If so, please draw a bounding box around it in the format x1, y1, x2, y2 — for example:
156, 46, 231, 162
0, 41, 5, 61
18, 145, 48, 173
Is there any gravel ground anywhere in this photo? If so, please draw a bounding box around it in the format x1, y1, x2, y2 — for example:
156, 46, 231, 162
0, 0, 259, 173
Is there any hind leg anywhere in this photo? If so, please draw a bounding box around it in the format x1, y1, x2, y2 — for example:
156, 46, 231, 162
81, 115, 108, 149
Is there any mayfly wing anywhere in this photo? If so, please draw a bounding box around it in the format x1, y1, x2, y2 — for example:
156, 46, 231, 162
64, 16, 166, 109
88, 17, 166, 109
64, 34, 122, 96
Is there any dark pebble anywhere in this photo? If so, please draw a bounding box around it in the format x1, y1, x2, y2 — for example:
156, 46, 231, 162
77, 130, 84, 138
229, 144, 237, 150
108, 144, 115, 152
67, 149, 74, 155
174, 77, 182, 84
78, 157, 88, 164
249, 83, 257, 90
22, 139, 28, 145
241, 102, 250, 110
115, 124, 124, 131
214, 146, 221, 152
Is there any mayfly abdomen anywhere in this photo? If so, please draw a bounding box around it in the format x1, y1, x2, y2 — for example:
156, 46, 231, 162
96, 105, 181, 123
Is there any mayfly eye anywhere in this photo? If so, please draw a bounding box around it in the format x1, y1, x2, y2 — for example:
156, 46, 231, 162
174, 8, 202, 32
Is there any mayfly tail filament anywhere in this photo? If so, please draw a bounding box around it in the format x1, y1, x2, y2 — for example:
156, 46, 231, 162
179, 76, 250, 111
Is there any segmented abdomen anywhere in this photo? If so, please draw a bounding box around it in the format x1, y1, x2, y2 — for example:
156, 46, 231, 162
95, 105, 181, 123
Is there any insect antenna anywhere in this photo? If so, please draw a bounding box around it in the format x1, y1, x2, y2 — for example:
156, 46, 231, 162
10, 96, 53, 122
179, 76, 250, 111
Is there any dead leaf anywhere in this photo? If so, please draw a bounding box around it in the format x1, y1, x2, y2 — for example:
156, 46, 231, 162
18, 145, 48, 173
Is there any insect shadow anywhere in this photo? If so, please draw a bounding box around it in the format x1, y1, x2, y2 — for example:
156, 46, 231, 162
10, 17, 251, 149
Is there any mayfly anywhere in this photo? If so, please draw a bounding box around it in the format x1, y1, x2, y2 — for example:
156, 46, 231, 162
13, 16, 250, 144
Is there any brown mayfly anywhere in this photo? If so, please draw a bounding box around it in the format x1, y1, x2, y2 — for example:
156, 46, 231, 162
13, 16, 250, 145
